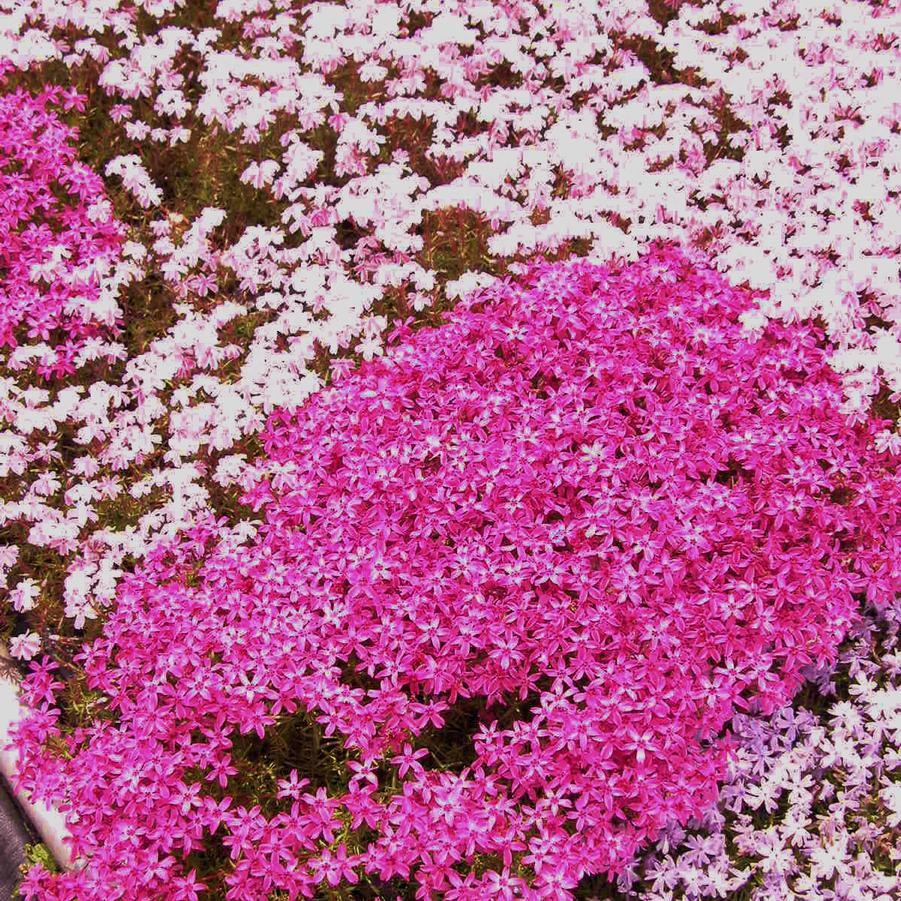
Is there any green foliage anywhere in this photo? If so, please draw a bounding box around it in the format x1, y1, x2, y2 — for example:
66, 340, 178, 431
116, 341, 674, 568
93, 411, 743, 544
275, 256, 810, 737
18, 841, 61, 899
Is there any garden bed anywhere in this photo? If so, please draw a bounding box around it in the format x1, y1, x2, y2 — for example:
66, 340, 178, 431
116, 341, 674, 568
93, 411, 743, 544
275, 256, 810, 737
1, 0, 899, 898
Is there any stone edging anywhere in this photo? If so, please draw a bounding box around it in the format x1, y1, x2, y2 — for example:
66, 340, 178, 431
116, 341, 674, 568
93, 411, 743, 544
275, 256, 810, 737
0, 647, 72, 871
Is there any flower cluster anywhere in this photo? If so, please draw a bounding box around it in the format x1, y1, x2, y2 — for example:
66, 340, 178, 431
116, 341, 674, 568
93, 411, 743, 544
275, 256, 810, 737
0, 81, 141, 639
0, 0, 898, 644
0, 84, 124, 379
615, 597, 901, 901
1, 1, 899, 897
13, 250, 900, 899
4, 0, 899, 386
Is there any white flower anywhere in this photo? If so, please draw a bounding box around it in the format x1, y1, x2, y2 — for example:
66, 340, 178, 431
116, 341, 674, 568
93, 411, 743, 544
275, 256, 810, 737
10, 578, 40, 613
9, 631, 41, 661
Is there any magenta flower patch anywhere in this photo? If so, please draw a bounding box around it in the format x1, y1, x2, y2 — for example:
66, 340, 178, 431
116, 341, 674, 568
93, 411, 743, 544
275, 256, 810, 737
0, 85, 124, 379
15, 247, 900, 899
